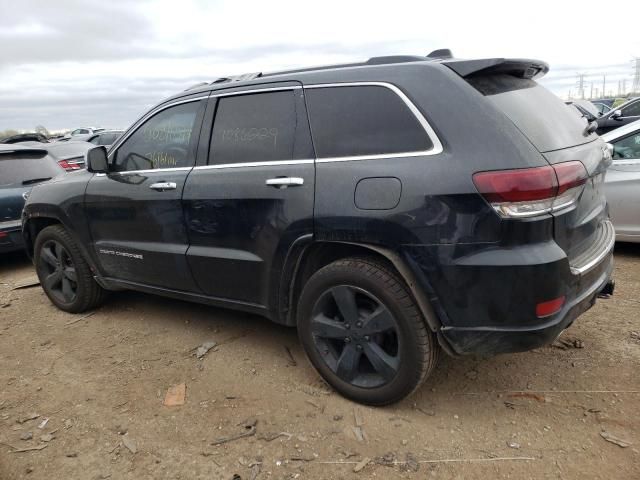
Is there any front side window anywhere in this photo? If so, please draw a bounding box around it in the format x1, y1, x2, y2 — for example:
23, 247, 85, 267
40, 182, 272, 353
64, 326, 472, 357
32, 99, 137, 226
209, 90, 301, 165
113, 101, 201, 172
98, 133, 118, 145
612, 132, 640, 159
305, 85, 433, 159
621, 101, 640, 117
88, 136, 100, 144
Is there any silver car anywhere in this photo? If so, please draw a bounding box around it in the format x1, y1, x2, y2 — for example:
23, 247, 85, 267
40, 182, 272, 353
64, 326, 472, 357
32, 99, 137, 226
602, 119, 640, 243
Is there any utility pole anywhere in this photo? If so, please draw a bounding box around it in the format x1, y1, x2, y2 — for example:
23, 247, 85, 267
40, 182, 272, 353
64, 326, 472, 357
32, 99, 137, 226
623, 79, 627, 96
602, 75, 606, 99
576, 73, 586, 99
632, 58, 640, 95
590, 82, 594, 99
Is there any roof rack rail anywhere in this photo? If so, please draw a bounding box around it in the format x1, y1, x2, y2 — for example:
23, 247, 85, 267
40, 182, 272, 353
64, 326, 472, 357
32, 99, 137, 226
184, 82, 210, 91
365, 55, 426, 65
427, 49, 453, 59
212, 72, 263, 84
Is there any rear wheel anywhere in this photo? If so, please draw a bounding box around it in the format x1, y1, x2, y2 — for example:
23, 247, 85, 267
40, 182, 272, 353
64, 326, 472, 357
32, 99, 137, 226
297, 257, 439, 405
34, 225, 106, 313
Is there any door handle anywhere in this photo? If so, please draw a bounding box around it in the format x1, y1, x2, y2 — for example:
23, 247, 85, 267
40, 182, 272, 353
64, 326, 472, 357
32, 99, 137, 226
149, 182, 177, 191
265, 177, 304, 188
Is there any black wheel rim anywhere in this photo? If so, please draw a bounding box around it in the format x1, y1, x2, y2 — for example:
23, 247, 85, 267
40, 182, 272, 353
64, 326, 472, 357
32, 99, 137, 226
310, 285, 401, 388
38, 240, 78, 304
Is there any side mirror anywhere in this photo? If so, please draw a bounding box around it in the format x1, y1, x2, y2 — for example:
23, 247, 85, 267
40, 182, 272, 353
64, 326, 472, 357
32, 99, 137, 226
86, 146, 109, 173
611, 109, 623, 120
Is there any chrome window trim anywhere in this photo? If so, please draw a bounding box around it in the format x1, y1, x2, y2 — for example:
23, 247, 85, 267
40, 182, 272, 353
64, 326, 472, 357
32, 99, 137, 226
108, 167, 193, 175
107, 95, 209, 159
304, 81, 444, 161
212, 85, 302, 98
194, 159, 314, 170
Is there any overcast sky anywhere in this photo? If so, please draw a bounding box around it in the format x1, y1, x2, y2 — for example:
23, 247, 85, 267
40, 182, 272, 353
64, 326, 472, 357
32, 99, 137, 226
1, 0, 639, 132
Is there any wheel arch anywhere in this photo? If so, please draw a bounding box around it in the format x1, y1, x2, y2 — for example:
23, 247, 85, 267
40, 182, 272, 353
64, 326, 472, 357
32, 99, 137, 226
279, 240, 442, 332
24, 215, 100, 278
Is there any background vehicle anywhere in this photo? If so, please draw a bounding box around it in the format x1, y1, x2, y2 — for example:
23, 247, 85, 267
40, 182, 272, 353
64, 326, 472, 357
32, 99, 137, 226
596, 97, 640, 134
74, 130, 124, 148
592, 102, 612, 115
1, 145, 64, 253
602, 119, 640, 243
566, 99, 601, 122
43, 141, 93, 171
0, 133, 50, 144
23, 53, 614, 405
62, 127, 104, 140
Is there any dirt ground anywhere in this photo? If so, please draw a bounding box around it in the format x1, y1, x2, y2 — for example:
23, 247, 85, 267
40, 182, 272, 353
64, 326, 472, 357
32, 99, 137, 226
1, 245, 639, 480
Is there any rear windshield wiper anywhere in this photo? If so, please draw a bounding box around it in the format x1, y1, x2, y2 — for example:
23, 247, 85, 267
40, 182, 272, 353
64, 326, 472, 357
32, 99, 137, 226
21, 177, 52, 186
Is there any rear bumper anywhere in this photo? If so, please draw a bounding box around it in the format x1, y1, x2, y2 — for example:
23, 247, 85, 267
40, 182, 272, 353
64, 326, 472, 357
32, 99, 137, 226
0, 221, 25, 254
437, 254, 613, 355
402, 222, 615, 355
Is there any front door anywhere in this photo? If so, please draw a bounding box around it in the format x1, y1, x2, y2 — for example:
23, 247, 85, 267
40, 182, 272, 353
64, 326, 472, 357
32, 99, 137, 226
85, 96, 207, 291
183, 84, 315, 309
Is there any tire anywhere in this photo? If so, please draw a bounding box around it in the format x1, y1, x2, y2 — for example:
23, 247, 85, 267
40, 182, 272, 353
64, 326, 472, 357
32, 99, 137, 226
297, 257, 439, 405
34, 225, 107, 313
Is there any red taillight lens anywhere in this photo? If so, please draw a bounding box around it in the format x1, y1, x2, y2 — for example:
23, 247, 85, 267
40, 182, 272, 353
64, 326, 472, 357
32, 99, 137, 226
58, 159, 82, 171
553, 161, 588, 195
473, 166, 558, 203
0, 232, 7, 238
536, 296, 566, 318
473, 161, 588, 218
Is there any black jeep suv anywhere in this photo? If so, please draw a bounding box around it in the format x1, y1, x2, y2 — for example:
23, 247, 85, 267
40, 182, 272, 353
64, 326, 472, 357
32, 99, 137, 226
22, 52, 615, 405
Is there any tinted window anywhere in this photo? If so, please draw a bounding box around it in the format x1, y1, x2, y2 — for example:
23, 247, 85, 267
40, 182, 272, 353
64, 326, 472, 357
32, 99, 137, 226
88, 136, 100, 145
98, 133, 118, 145
468, 74, 595, 152
305, 85, 432, 159
113, 101, 201, 172
210, 91, 300, 164
0, 152, 62, 187
612, 132, 640, 159
621, 101, 640, 117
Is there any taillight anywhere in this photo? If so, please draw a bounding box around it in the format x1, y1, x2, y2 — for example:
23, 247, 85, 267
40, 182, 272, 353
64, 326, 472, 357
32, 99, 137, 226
473, 161, 588, 218
58, 159, 82, 171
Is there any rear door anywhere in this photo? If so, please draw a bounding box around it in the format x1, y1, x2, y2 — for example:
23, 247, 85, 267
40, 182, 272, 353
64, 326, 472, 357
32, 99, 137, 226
85, 95, 207, 290
183, 83, 315, 308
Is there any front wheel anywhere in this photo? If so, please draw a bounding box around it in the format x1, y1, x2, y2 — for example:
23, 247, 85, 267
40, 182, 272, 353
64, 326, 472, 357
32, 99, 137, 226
34, 225, 107, 313
297, 257, 439, 405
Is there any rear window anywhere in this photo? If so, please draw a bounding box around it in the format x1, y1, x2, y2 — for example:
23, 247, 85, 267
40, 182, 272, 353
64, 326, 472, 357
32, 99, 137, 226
0, 152, 61, 187
305, 85, 433, 159
468, 74, 596, 152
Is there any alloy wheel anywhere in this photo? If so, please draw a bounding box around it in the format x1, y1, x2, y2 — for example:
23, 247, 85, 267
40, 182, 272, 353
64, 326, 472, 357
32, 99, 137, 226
38, 239, 78, 304
310, 285, 401, 388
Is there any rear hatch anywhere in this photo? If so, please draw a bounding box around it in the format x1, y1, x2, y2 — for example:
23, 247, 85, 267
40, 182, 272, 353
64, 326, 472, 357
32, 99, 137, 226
0, 148, 63, 221
445, 59, 610, 266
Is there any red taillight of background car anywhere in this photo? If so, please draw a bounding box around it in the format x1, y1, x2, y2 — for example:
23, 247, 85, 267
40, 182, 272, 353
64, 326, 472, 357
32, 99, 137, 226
473, 161, 588, 218
58, 159, 83, 171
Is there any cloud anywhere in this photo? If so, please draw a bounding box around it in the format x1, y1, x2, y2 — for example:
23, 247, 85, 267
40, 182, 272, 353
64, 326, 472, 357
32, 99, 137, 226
1, 0, 639, 131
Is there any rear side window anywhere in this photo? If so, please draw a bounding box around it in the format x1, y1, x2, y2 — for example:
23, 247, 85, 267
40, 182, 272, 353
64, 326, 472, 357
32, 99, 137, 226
209, 90, 303, 164
304, 85, 432, 159
0, 152, 61, 187
468, 74, 595, 152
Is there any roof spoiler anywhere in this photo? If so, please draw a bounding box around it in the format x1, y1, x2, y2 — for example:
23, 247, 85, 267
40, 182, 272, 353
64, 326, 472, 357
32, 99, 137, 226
0, 148, 48, 157
443, 58, 549, 80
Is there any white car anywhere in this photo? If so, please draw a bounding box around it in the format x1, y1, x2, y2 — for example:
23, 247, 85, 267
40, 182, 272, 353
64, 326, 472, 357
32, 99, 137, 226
602, 119, 640, 243
63, 127, 104, 139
